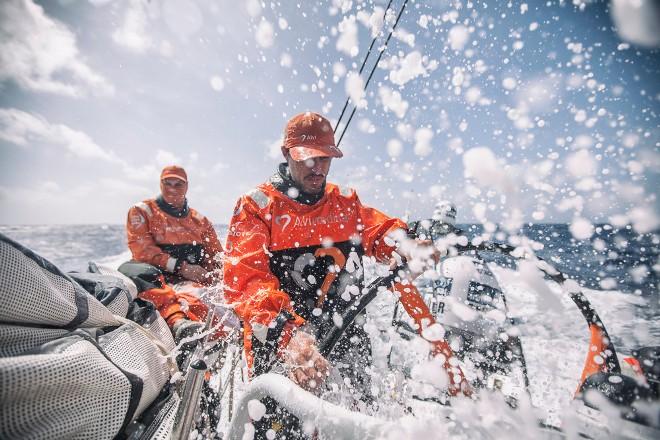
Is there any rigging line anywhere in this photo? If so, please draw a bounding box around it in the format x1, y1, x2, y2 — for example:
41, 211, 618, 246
336, 0, 410, 148
334, 0, 395, 133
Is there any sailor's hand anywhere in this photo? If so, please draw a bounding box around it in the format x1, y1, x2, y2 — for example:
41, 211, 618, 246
393, 238, 444, 277
178, 262, 208, 283
282, 331, 329, 393
416, 238, 445, 264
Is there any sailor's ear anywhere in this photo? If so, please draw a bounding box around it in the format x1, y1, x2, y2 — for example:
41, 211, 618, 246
281, 146, 289, 159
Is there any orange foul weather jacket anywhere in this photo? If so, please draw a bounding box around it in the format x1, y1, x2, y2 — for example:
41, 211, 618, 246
127, 198, 223, 274
224, 165, 407, 374
126, 198, 224, 326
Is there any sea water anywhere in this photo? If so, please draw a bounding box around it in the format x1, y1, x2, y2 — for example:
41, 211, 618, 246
1, 223, 656, 340
1, 223, 658, 429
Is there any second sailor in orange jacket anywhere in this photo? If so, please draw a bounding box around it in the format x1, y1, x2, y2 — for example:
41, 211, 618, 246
121, 165, 223, 331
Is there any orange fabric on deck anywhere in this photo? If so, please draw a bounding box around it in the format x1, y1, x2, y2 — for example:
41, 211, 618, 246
394, 281, 472, 397
575, 324, 613, 395
138, 284, 208, 328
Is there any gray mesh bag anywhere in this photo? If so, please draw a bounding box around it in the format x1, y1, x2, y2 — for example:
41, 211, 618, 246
0, 233, 175, 440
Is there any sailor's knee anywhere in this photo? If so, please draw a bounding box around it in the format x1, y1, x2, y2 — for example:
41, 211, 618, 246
118, 260, 163, 292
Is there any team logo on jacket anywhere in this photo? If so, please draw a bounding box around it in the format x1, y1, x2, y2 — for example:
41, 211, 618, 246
275, 214, 292, 231
275, 212, 350, 232
130, 213, 145, 226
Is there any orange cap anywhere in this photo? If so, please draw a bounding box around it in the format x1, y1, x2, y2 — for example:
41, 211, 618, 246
160, 165, 187, 182
283, 112, 343, 161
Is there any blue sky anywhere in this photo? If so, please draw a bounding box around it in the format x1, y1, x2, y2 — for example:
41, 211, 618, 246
0, 0, 658, 232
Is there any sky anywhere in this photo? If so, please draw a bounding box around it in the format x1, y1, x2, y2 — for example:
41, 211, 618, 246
0, 0, 658, 233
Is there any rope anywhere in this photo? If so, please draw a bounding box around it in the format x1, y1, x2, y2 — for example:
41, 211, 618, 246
336, 0, 410, 148
334, 0, 395, 133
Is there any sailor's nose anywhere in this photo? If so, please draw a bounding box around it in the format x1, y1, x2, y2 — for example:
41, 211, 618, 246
310, 158, 324, 173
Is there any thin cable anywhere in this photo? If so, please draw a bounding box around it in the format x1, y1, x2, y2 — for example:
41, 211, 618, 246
336, 0, 409, 148
334, 0, 394, 133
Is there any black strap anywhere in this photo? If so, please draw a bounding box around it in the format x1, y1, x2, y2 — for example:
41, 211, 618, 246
252, 310, 295, 375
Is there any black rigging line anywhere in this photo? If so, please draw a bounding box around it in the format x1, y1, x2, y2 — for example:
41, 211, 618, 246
335, 0, 410, 149
333, 0, 394, 134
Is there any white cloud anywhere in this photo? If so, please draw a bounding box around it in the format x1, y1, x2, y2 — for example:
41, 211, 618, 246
211, 161, 229, 173
342, 165, 375, 193
0, 0, 114, 97
88, 0, 114, 6
155, 149, 182, 167
0, 108, 168, 185
0, 179, 150, 224
39, 180, 61, 192
266, 138, 282, 160
98, 177, 150, 196
162, 0, 203, 40
121, 163, 160, 182
245, 0, 262, 17
112, 0, 153, 53
0, 108, 119, 162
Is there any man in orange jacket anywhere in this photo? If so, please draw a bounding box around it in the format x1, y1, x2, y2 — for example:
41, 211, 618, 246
120, 165, 223, 337
224, 112, 438, 417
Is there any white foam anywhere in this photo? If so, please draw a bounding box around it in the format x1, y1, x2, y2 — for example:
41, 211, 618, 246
462, 147, 514, 194
345, 71, 366, 109
336, 16, 359, 57
566, 149, 597, 178
386, 138, 403, 157
569, 217, 594, 240
247, 399, 266, 421
255, 20, 274, 48
413, 127, 433, 157
388, 51, 433, 86
610, 0, 660, 47
379, 86, 409, 118
210, 76, 225, 92
448, 24, 470, 50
